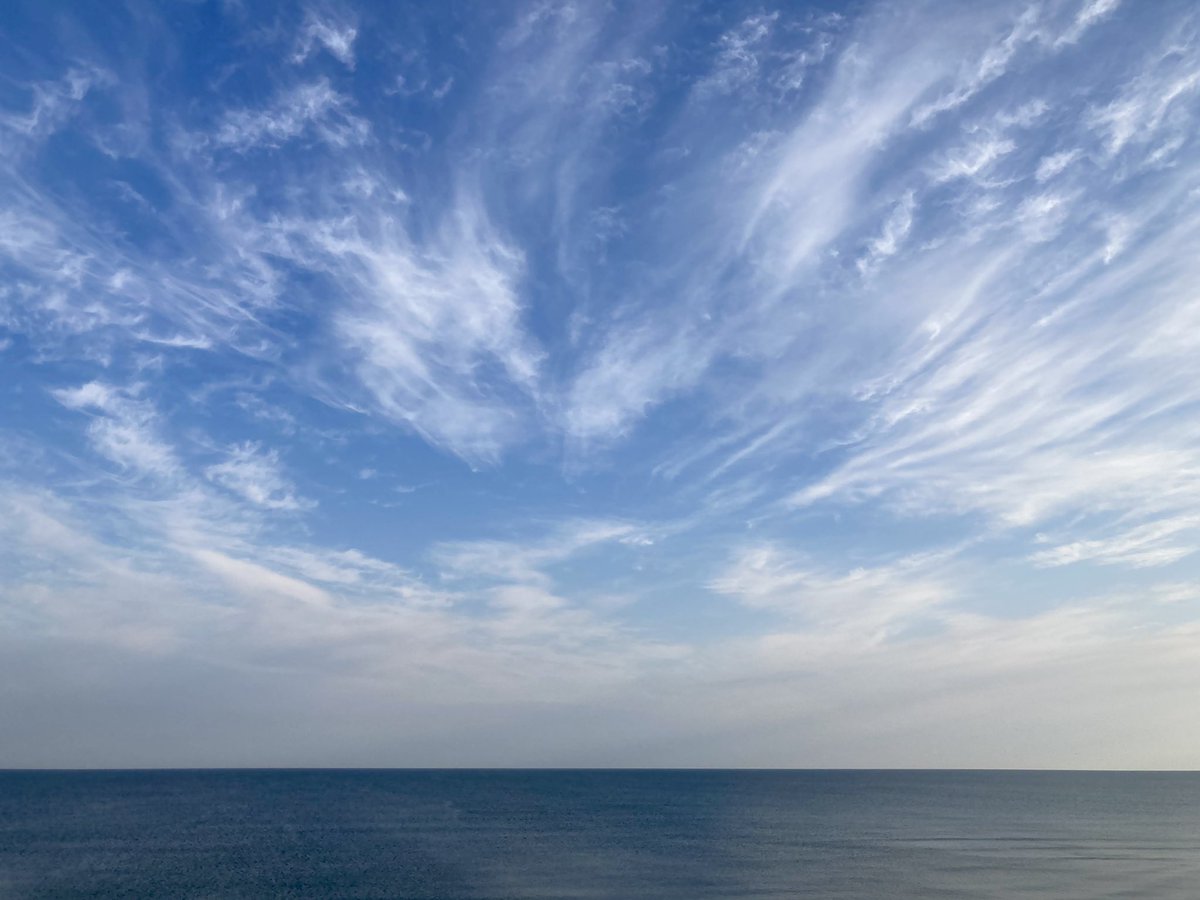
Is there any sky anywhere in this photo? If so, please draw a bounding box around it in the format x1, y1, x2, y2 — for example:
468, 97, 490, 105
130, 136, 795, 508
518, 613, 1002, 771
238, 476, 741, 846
2, 0, 1199, 769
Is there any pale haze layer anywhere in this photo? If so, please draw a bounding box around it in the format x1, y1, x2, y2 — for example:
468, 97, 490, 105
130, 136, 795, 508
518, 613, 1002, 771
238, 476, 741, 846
2, 0, 1199, 769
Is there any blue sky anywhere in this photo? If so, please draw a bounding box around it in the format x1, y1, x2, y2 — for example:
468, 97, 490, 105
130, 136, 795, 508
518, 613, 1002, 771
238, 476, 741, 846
3, 0, 1200, 768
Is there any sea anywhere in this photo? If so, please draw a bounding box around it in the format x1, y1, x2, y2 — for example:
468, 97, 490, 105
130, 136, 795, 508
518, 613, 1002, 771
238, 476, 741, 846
1, 769, 1197, 898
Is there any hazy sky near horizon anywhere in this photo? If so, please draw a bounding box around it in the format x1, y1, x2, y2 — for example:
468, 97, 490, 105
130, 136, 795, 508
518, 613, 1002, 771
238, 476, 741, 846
3, 0, 1200, 768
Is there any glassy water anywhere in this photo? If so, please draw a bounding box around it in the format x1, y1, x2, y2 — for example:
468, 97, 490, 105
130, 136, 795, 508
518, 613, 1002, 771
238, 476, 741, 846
1, 769, 1197, 898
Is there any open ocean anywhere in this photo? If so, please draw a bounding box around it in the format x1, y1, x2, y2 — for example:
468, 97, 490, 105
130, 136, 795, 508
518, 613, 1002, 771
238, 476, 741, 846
1, 769, 1197, 898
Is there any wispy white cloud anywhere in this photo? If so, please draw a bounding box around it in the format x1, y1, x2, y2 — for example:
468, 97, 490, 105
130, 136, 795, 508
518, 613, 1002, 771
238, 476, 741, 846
562, 4, 963, 447
193, 546, 333, 607
789, 196, 1200, 560
292, 9, 358, 69
211, 79, 369, 151
0, 66, 110, 150
1054, 0, 1122, 48
695, 13, 779, 98
0, 480, 677, 720
51, 382, 179, 478
1015, 189, 1073, 241
931, 136, 1016, 182
435, 518, 655, 587
1030, 515, 1200, 569
305, 190, 543, 464
1086, 40, 1200, 159
858, 190, 916, 273
711, 543, 956, 640
910, 5, 1043, 128
563, 324, 712, 447
911, 0, 1123, 129
1035, 148, 1082, 181
204, 442, 312, 511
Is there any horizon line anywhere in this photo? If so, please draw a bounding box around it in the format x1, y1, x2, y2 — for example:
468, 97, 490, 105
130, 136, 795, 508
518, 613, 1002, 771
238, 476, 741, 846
3, 766, 1198, 774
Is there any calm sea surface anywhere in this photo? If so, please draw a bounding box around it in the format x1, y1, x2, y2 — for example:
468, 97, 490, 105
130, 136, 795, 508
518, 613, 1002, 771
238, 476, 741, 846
1, 770, 1197, 898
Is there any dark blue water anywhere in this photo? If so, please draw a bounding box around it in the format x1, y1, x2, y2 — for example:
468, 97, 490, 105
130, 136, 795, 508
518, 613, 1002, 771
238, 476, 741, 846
1, 770, 1197, 898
